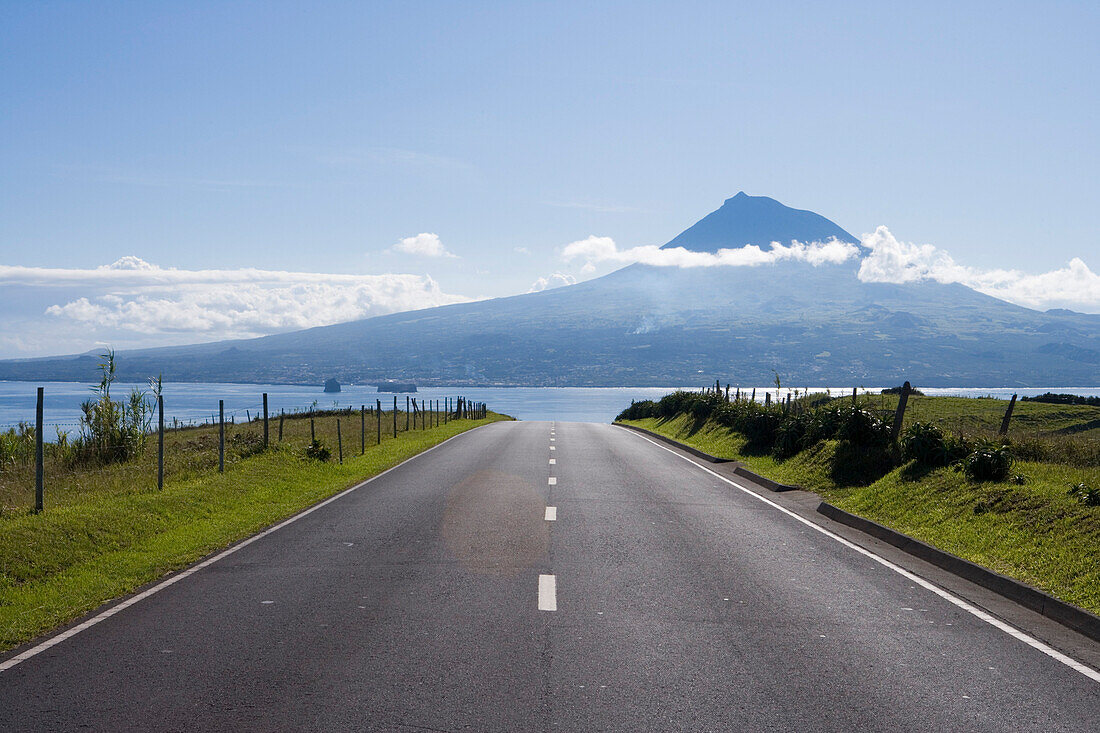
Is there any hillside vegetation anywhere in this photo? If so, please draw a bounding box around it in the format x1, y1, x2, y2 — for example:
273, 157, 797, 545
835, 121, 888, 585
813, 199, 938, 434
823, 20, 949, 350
617, 389, 1100, 614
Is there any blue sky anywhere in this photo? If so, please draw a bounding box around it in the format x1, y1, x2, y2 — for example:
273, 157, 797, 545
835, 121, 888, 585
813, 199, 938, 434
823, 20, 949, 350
2, 1, 1098, 356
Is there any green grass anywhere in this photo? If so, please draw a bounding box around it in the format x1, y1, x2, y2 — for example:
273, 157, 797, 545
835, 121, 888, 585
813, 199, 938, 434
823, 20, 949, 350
622, 413, 1100, 615
0, 410, 509, 651
851, 392, 1100, 444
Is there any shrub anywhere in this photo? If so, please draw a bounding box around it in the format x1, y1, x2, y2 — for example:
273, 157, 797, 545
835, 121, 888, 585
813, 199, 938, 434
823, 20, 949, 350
961, 441, 1013, 482
229, 431, 266, 459
771, 416, 806, 458
0, 423, 37, 469
616, 400, 657, 421
836, 407, 891, 447
900, 421, 945, 464
899, 421, 970, 466
1067, 482, 1100, 507
304, 439, 331, 462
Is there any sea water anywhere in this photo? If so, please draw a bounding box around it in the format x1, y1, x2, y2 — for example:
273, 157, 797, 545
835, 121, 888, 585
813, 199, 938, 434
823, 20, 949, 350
1, 381, 1098, 434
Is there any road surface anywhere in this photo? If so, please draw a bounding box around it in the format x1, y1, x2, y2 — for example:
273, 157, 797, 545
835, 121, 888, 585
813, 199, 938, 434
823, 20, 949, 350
1, 421, 1098, 731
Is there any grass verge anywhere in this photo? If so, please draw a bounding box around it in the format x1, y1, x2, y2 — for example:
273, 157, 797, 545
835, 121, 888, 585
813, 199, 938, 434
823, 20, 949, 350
0, 412, 509, 652
621, 414, 1100, 615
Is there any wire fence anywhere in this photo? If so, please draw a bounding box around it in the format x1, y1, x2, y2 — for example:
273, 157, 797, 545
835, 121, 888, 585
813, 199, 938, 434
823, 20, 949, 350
0, 388, 488, 514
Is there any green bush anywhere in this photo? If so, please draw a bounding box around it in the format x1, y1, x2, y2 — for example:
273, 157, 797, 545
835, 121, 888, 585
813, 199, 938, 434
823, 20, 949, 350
1067, 482, 1100, 507
616, 399, 657, 421
899, 421, 970, 466
304, 439, 331, 462
962, 441, 1013, 482
836, 407, 891, 447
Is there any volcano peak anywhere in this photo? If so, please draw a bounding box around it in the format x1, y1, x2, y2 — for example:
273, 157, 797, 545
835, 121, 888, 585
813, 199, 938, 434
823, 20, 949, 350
662, 193, 858, 253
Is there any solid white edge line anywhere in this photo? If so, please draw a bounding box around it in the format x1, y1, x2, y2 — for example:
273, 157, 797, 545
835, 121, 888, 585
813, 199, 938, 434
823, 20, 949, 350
0, 424, 491, 674
545, 506, 557, 521
538, 574, 557, 611
626, 429, 1100, 684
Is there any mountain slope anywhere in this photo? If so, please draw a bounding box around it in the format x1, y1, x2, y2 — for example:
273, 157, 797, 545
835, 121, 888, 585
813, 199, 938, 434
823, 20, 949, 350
2, 195, 1098, 386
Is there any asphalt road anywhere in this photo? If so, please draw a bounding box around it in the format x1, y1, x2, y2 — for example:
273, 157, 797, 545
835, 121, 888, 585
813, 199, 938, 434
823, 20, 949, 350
1, 421, 1098, 731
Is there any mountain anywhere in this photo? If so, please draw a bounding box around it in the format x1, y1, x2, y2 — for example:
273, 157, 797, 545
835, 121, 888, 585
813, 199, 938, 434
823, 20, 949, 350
2, 194, 1098, 387
661, 192, 858, 252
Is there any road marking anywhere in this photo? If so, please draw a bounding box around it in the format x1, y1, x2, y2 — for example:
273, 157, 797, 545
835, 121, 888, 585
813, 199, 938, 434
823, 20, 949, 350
626, 429, 1100, 684
548, 477, 557, 485
549, 458, 556, 465
538, 574, 557, 611
545, 506, 557, 521
0, 425, 490, 674
550, 445, 556, 450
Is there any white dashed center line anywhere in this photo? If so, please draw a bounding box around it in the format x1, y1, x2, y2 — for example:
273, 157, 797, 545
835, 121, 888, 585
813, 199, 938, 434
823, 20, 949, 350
548, 477, 556, 485
550, 445, 556, 450
549, 458, 556, 465
538, 574, 557, 611
545, 506, 557, 521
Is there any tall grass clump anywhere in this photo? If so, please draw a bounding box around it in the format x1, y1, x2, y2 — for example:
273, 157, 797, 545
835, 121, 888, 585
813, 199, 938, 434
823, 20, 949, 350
73, 350, 156, 465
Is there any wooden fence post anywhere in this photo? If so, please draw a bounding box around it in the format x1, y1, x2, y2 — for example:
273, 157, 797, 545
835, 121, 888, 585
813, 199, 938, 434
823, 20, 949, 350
360, 405, 366, 454
852, 387, 857, 405
999, 394, 1018, 436
337, 419, 343, 464
393, 396, 397, 438
278, 410, 284, 442
764, 393, 770, 407
218, 400, 225, 473
35, 386, 44, 512
751, 388, 756, 403
262, 393, 269, 449
310, 416, 315, 443
891, 381, 912, 440
376, 399, 382, 444
158, 394, 164, 491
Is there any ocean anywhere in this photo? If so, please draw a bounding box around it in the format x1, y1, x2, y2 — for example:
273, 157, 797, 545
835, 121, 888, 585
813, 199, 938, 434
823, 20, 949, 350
2, 381, 1098, 435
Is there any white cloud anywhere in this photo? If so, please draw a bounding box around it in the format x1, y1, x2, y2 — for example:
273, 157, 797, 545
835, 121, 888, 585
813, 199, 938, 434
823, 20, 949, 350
0, 259, 471, 344
557, 228, 1100, 313
513, 246, 530, 255
528, 272, 577, 293
390, 232, 457, 258
561, 235, 860, 270
857, 226, 1100, 313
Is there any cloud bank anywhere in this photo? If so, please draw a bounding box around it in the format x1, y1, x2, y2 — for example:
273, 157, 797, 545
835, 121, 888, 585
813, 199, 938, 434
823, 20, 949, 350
562, 235, 860, 274
528, 272, 577, 293
390, 232, 456, 258
856, 226, 1100, 313
0, 258, 470, 351
560, 229, 1100, 313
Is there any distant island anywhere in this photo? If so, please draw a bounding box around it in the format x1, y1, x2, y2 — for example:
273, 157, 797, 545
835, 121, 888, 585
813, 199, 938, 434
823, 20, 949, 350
377, 382, 417, 393
323, 378, 341, 393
